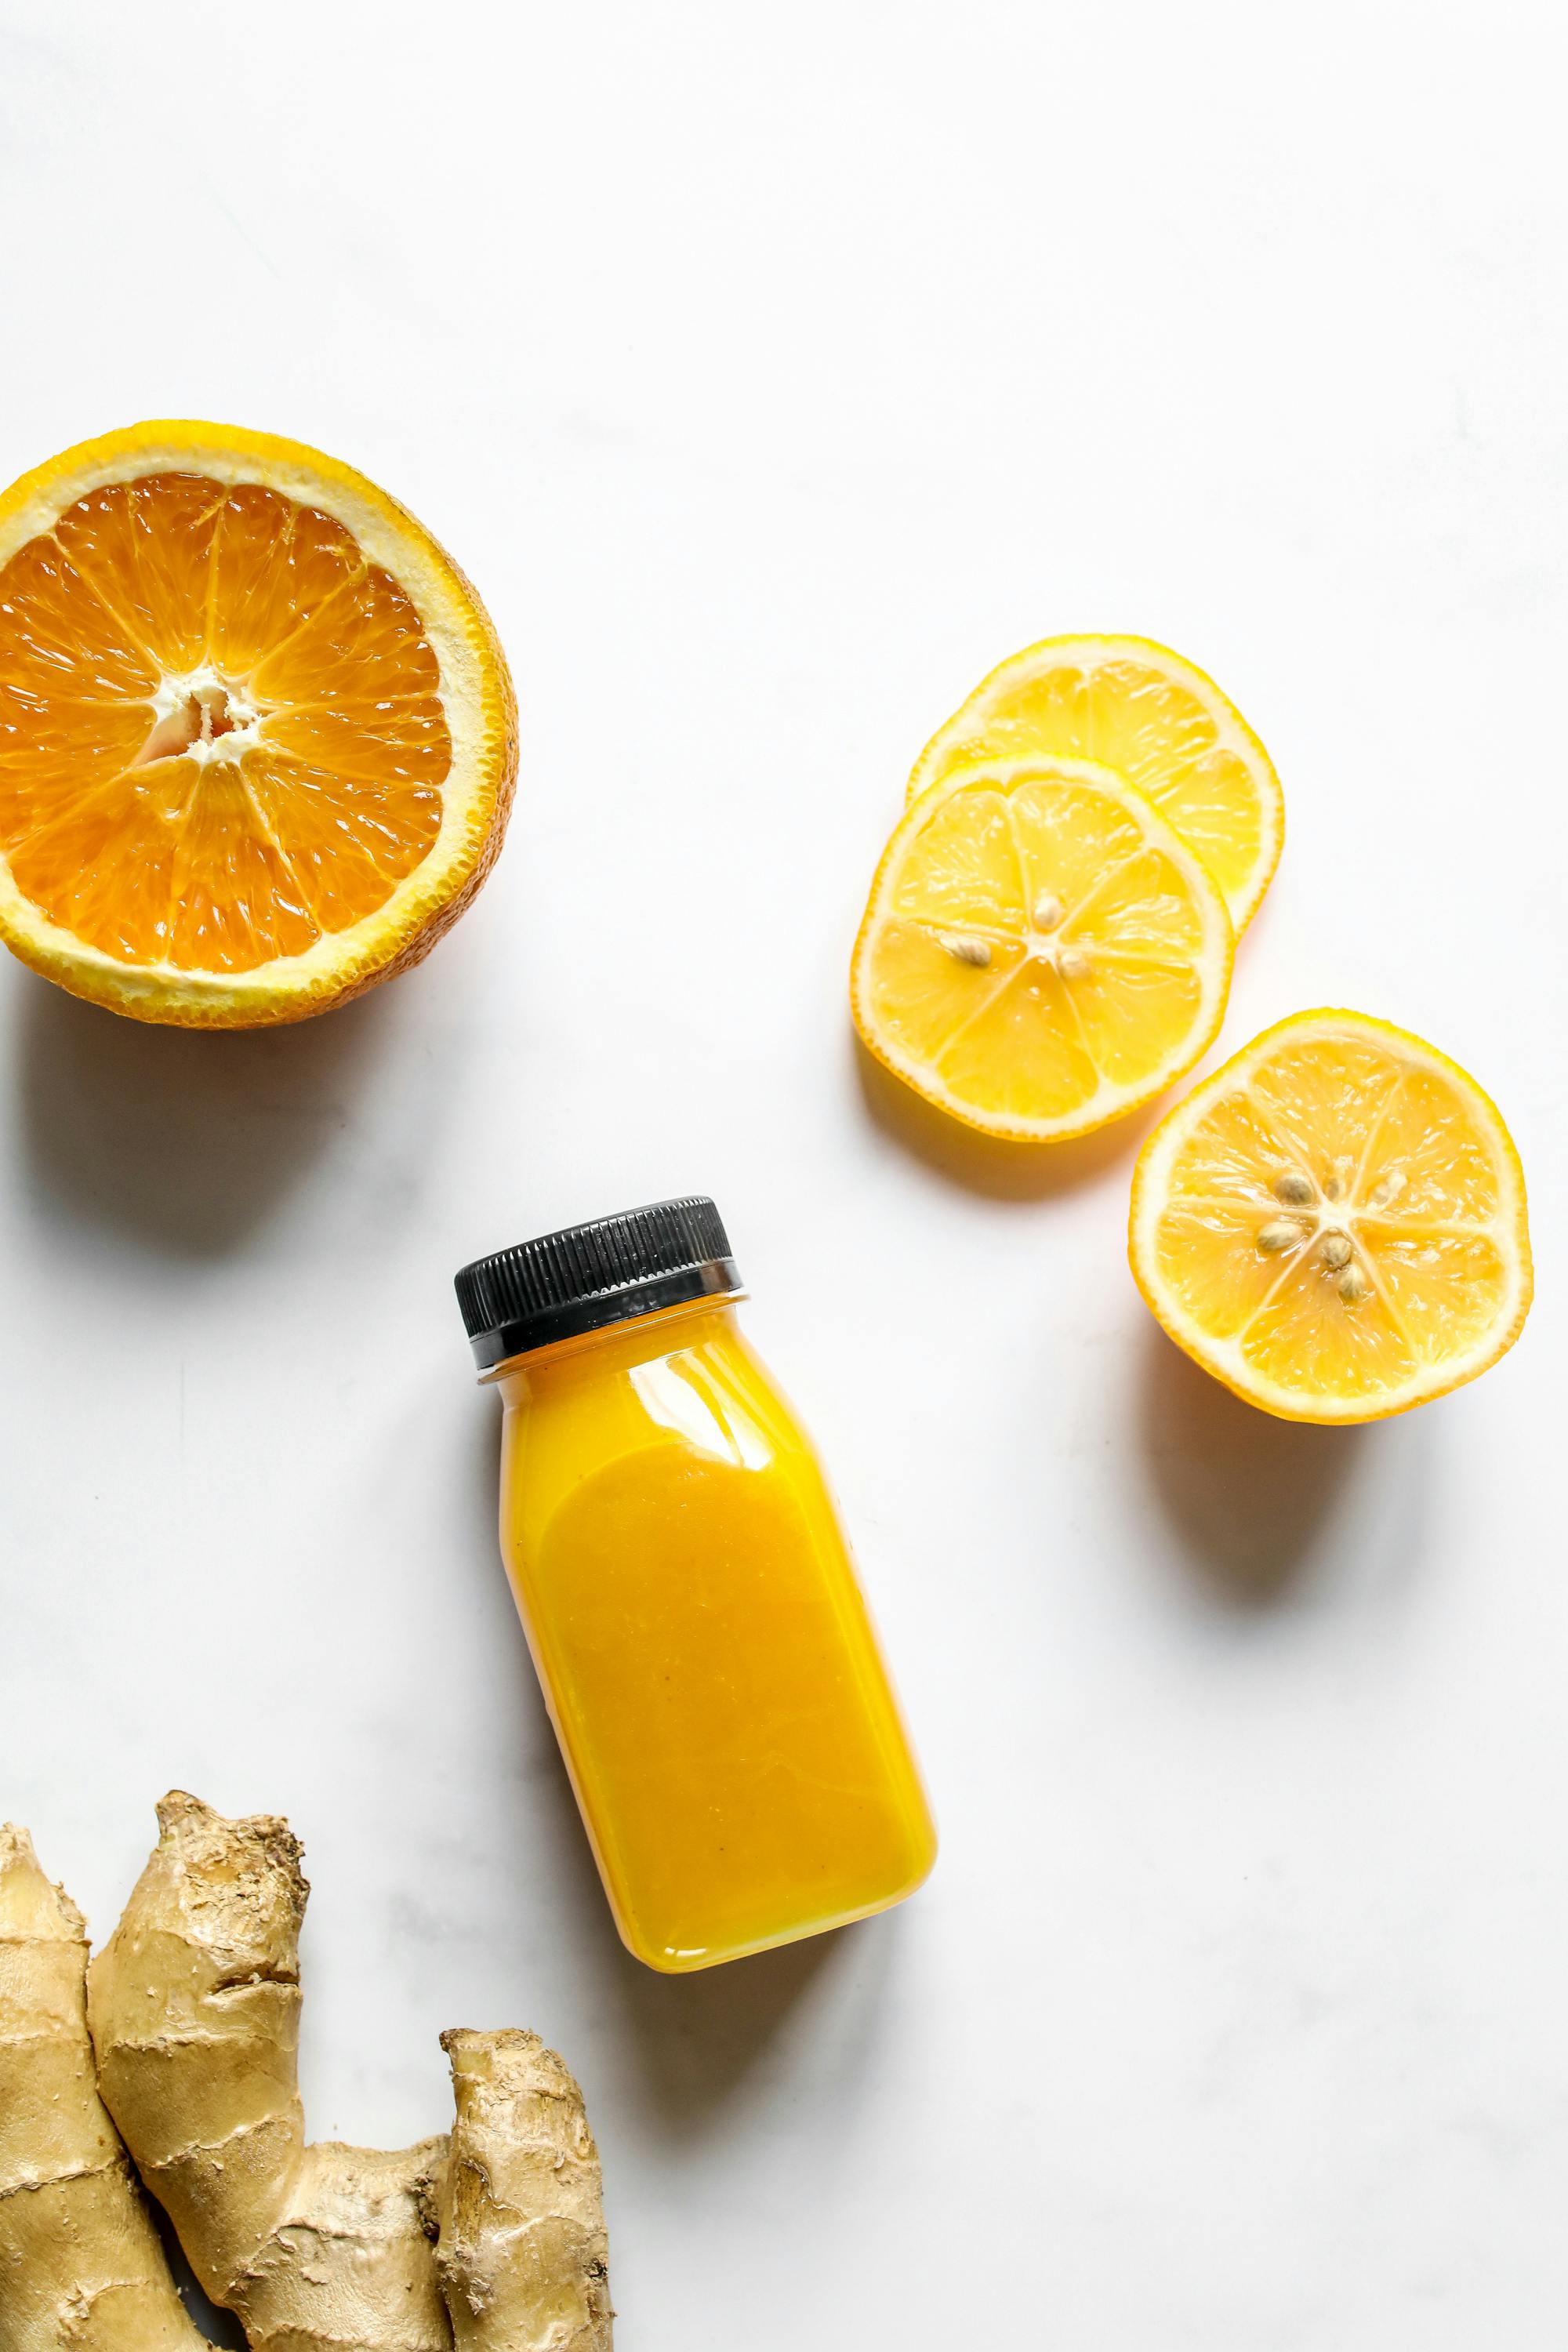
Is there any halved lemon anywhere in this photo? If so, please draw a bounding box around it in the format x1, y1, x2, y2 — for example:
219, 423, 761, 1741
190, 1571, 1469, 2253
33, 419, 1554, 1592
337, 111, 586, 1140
0, 420, 516, 1025
909, 634, 1283, 932
1129, 1010, 1533, 1422
851, 754, 1233, 1141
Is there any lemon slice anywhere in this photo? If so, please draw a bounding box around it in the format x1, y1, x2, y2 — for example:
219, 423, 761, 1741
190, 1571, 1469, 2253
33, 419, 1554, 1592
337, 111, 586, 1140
0, 421, 516, 1026
851, 755, 1233, 1142
909, 634, 1282, 932
1129, 1009, 1533, 1422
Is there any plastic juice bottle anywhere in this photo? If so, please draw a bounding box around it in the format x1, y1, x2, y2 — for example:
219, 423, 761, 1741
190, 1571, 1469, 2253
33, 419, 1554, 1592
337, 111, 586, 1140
456, 1197, 937, 1973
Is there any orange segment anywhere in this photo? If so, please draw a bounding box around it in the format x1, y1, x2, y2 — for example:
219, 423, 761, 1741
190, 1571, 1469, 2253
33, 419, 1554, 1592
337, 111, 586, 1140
851, 754, 1232, 1142
205, 485, 364, 675
1130, 1010, 1532, 1423
9, 760, 194, 966
909, 634, 1283, 931
249, 562, 439, 707
263, 702, 450, 786
244, 751, 441, 931
164, 764, 321, 972
0, 532, 159, 699
53, 474, 228, 672
0, 693, 151, 851
0, 422, 515, 1025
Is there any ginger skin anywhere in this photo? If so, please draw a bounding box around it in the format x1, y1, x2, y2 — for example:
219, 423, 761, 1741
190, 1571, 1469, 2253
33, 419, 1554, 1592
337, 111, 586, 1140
3, 1795, 612, 2351
89, 1792, 452, 2350
437, 2030, 612, 2352
0, 1821, 206, 2350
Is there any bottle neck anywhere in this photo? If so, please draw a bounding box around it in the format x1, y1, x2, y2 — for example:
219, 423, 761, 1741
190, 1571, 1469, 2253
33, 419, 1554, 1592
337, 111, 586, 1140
487, 1293, 746, 1399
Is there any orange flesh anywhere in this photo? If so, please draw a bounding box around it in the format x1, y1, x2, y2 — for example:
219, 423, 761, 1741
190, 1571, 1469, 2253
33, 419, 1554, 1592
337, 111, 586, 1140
0, 473, 449, 971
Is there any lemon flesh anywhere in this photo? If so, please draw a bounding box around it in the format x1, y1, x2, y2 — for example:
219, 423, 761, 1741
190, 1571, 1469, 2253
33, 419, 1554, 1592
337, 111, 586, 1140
1130, 1009, 1533, 1422
909, 634, 1282, 932
853, 755, 1233, 1142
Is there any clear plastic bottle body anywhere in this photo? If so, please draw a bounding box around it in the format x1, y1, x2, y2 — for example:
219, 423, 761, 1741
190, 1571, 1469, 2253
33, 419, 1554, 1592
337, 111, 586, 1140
491, 1296, 936, 1971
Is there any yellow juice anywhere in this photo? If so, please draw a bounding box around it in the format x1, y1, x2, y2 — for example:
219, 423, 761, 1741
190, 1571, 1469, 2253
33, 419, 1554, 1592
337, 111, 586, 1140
459, 1201, 935, 1972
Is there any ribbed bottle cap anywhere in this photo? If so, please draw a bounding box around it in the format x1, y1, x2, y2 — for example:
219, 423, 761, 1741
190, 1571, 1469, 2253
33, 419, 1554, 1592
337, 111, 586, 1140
455, 1196, 742, 1369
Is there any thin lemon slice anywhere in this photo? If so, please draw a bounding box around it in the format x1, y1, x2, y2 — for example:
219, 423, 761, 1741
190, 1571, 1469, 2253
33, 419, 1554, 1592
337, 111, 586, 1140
1129, 1009, 1533, 1423
852, 755, 1233, 1142
0, 420, 516, 1025
909, 634, 1283, 932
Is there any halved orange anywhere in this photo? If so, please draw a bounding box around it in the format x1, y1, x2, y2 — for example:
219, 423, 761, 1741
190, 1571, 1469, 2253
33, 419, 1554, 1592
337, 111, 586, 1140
909, 634, 1283, 932
851, 754, 1232, 1141
1129, 1010, 1533, 1422
0, 421, 516, 1025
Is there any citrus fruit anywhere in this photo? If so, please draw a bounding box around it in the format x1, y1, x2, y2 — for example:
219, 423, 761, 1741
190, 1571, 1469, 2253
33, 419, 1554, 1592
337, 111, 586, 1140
851, 753, 1233, 1142
1129, 1010, 1532, 1423
0, 420, 516, 1026
908, 634, 1282, 932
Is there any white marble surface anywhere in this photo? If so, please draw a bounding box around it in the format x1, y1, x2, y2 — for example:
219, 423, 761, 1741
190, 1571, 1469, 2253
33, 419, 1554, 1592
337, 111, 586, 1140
2, 2, 1566, 2343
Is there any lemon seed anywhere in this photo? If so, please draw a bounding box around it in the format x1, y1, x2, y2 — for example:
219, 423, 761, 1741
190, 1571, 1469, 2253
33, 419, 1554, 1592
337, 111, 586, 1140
1256, 1221, 1302, 1254
1337, 1261, 1370, 1304
946, 935, 992, 969
1320, 1231, 1353, 1269
1323, 1156, 1354, 1204
1056, 946, 1089, 982
1032, 891, 1063, 931
1272, 1170, 1315, 1207
1367, 1171, 1406, 1210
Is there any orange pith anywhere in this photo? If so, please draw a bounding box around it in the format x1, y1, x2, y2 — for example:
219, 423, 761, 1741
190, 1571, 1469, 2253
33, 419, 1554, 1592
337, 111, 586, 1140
0, 472, 448, 974
1129, 1011, 1533, 1423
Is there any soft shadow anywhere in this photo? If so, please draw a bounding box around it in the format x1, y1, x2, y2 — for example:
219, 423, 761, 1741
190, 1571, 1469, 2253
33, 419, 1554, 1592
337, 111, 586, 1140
151, 2201, 245, 2346
18, 972, 408, 1254
853, 1031, 1149, 1200
607, 1915, 848, 2136
1139, 1324, 1367, 1605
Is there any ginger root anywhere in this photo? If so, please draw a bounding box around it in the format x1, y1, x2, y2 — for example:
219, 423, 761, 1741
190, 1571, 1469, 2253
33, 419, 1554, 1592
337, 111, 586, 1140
437, 2031, 612, 2352
2, 1795, 612, 2352
0, 1822, 206, 2350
